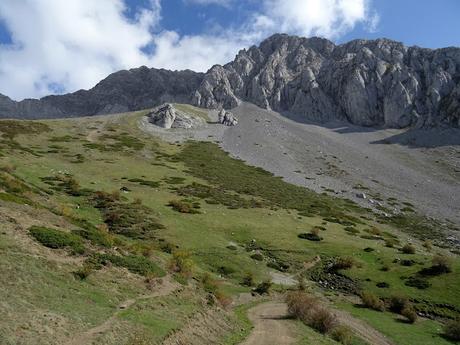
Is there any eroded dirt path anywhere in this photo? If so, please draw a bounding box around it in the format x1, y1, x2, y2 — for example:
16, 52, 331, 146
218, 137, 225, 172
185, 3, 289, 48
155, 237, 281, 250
66, 276, 178, 345
240, 301, 297, 345
334, 309, 394, 345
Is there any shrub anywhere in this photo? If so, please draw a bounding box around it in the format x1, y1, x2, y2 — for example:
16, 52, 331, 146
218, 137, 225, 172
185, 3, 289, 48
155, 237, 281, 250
363, 247, 375, 252
385, 238, 399, 248
298, 232, 322, 241
286, 292, 337, 334
424, 255, 452, 275
360, 291, 384, 311
389, 295, 410, 314
331, 257, 355, 271
423, 240, 432, 251
405, 276, 431, 289
96, 254, 165, 277
308, 308, 338, 334
286, 291, 318, 320
376, 282, 389, 288
201, 273, 218, 293
29, 226, 85, 254
344, 226, 359, 235
254, 280, 272, 294
402, 244, 416, 254
169, 250, 194, 278
242, 272, 254, 286
401, 306, 417, 323
330, 325, 353, 345
167, 199, 200, 214
400, 259, 415, 266
443, 319, 460, 341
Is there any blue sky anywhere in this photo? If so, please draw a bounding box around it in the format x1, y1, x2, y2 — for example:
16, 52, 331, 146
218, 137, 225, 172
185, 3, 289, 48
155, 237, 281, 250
0, 0, 459, 100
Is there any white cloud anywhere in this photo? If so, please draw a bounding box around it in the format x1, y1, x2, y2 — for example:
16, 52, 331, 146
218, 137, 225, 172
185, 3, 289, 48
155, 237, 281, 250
0, 0, 377, 100
184, 0, 233, 6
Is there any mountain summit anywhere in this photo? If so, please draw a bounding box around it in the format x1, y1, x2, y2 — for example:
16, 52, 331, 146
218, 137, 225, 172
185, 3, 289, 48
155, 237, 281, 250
1, 34, 460, 128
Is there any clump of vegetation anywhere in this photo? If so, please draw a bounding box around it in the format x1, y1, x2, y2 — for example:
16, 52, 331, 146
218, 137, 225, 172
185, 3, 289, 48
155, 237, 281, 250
169, 250, 194, 278
286, 291, 338, 334
402, 244, 416, 254
401, 306, 418, 323
363, 247, 375, 252
95, 253, 165, 277
298, 228, 323, 242
91, 191, 164, 238
167, 199, 200, 214
0, 120, 50, 140
376, 281, 389, 288
41, 174, 88, 196
443, 319, 460, 341
242, 272, 254, 286
388, 295, 410, 313
29, 226, 85, 254
72, 223, 113, 248
330, 325, 353, 345
344, 226, 360, 235
163, 176, 186, 185
128, 178, 161, 188
254, 280, 272, 294
419, 255, 452, 276
405, 276, 431, 289
360, 291, 385, 311
422, 240, 433, 251
331, 257, 355, 271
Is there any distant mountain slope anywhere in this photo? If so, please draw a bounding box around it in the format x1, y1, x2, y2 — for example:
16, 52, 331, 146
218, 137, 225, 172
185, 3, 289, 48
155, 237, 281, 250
0, 67, 203, 119
1, 34, 460, 128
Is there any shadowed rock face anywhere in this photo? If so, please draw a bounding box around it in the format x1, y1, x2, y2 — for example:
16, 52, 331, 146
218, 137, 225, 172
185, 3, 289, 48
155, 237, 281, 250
0, 67, 204, 119
1, 34, 460, 128
193, 34, 460, 128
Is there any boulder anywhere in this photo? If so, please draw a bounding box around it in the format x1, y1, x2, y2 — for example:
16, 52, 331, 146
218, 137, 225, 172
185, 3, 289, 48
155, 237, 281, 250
218, 109, 238, 126
148, 103, 205, 129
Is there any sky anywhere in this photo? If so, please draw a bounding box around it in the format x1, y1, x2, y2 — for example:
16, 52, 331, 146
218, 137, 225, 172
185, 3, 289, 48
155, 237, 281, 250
0, 0, 459, 100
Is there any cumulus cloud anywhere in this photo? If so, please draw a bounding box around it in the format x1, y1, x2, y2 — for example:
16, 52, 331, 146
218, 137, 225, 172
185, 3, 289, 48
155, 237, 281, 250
0, 0, 377, 100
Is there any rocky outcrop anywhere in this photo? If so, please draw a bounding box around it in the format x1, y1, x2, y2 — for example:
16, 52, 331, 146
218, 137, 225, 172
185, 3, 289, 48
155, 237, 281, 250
0, 67, 204, 119
193, 34, 460, 128
218, 109, 238, 126
148, 103, 205, 129
1, 34, 460, 128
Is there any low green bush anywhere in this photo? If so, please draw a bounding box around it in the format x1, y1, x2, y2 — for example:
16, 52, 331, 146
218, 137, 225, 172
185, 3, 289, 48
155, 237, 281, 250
96, 253, 165, 277
29, 226, 85, 254
405, 276, 431, 289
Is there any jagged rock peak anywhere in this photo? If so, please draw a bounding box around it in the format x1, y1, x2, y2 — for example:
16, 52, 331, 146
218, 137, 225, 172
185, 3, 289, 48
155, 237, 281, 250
193, 34, 460, 128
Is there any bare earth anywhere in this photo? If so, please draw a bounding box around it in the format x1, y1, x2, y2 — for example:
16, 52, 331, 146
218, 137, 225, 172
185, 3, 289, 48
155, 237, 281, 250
141, 102, 460, 242
240, 302, 297, 345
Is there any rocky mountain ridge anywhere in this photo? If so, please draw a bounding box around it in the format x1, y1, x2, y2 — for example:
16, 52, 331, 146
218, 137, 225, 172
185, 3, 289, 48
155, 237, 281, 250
1, 34, 459, 128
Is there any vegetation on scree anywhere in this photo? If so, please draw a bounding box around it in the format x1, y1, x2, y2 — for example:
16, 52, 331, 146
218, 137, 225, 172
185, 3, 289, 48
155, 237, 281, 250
175, 141, 363, 222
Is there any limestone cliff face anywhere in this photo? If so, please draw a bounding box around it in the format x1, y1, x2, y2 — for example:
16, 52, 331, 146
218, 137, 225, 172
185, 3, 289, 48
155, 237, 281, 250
1, 34, 459, 128
193, 34, 460, 128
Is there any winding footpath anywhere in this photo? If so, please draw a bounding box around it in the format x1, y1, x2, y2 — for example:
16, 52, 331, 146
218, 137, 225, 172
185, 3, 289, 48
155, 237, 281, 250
240, 301, 297, 345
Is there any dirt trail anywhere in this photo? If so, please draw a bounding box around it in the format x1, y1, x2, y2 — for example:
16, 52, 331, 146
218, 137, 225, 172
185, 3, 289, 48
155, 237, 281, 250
66, 276, 178, 345
240, 301, 297, 345
333, 309, 394, 345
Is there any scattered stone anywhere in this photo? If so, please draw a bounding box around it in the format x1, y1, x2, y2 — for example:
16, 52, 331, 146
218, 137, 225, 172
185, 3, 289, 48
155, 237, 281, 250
148, 103, 205, 129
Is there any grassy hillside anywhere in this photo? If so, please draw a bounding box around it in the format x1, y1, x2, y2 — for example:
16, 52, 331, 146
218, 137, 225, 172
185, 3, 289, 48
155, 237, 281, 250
0, 108, 458, 344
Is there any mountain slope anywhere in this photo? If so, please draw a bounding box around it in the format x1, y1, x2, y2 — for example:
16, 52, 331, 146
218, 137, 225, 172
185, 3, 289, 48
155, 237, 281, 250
1, 34, 460, 128
193, 34, 460, 128
0, 67, 203, 119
